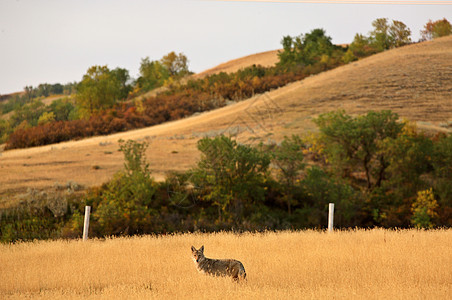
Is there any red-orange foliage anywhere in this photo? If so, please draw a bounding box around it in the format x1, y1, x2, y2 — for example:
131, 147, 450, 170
421, 18, 452, 41
5, 64, 336, 150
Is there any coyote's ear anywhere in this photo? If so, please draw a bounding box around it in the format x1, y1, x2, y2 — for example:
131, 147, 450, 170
191, 246, 196, 252
200, 245, 204, 252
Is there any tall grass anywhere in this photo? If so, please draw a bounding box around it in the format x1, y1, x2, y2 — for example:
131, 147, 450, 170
1, 229, 451, 299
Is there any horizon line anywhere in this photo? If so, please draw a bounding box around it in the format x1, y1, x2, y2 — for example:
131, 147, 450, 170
201, 0, 452, 5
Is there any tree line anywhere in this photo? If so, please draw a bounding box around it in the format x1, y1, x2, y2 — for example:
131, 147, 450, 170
1, 110, 451, 242
1, 17, 452, 241
5, 17, 450, 150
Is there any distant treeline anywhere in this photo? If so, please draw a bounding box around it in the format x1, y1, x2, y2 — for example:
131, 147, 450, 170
2, 18, 451, 150
1, 18, 452, 242
0, 83, 76, 114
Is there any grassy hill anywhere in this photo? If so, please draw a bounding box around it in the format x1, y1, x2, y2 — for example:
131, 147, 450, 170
193, 49, 280, 78
1, 36, 452, 203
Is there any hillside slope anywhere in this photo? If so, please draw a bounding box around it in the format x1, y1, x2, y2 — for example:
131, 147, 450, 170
193, 50, 280, 78
1, 37, 452, 201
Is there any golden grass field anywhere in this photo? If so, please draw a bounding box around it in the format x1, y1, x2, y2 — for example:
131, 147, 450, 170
1, 37, 452, 203
1, 229, 451, 299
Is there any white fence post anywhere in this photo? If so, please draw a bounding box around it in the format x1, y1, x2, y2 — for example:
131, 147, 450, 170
328, 203, 334, 232
83, 206, 91, 241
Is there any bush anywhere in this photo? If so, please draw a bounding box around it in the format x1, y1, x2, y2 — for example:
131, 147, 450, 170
190, 136, 271, 225
90, 140, 157, 236
0, 188, 80, 243
411, 188, 438, 228
298, 166, 359, 228
421, 18, 452, 40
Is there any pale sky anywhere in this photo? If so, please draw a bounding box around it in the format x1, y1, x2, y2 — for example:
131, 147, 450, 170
0, 0, 450, 95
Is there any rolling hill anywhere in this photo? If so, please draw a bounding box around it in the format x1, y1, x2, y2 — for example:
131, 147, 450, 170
1, 36, 452, 204
193, 49, 280, 78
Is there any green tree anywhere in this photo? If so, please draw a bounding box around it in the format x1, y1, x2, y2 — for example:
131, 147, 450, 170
348, 34, 376, 58
432, 134, 452, 224
160, 51, 190, 78
381, 123, 433, 192
191, 136, 271, 224
372, 123, 434, 226
37, 111, 56, 125
51, 83, 64, 95
277, 36, 296, 66
49, 98, 76, 121
76, 65, 123, 117
277, 29, 340, 67
342, 49, 358, 64
370, 18, 412, 50
370, 18, 391, 51
0, 119, 11, 143
137, 57, 169, 91
421, 18, 452, 40
36, 83, 52, 97
34, 83, 64, 98
301, 28, 336, 65
299, 166, 358, 227
313, 110, 403, 191
10, 99, 46, 127
111, 67, 132, 100
389, 20, 412, 48
24, 86, 35, 101
63, 82, 77, 95
92, 139, 156, 236
119, 139, 151, 177
272, 135, 305, 214
411, 188, 438, 228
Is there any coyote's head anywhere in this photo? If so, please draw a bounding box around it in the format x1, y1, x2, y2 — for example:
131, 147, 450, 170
191, 245, 205, 263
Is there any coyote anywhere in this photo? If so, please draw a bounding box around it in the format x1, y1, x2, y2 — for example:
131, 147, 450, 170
191, 245, 246, 281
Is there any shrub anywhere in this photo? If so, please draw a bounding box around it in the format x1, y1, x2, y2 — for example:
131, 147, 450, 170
0, 188, 79, 242
421, 18, 452, 40
271, 135, 305, 214
191, 136, 271, 224
411, 188, 438, 228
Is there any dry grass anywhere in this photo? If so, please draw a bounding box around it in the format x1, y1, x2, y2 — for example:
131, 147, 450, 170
0, 229, 451, 299
193, 49, 280, 79
40, 95, 68, 106
1, 37, 452, 200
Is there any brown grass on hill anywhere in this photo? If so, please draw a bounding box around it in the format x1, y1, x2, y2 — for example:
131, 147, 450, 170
0, 91, 25, 102
1, 37, 452, 202
0, 95, 69, 122
1, 229, 451, 299
40, 95, 68, 106
0, 111, 13, 121
193, 50, 280, 78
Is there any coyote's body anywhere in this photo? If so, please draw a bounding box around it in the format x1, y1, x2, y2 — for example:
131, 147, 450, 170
191, 245, 246, 281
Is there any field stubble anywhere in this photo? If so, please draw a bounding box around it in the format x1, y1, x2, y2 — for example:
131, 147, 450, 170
0, 229, 451, 299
